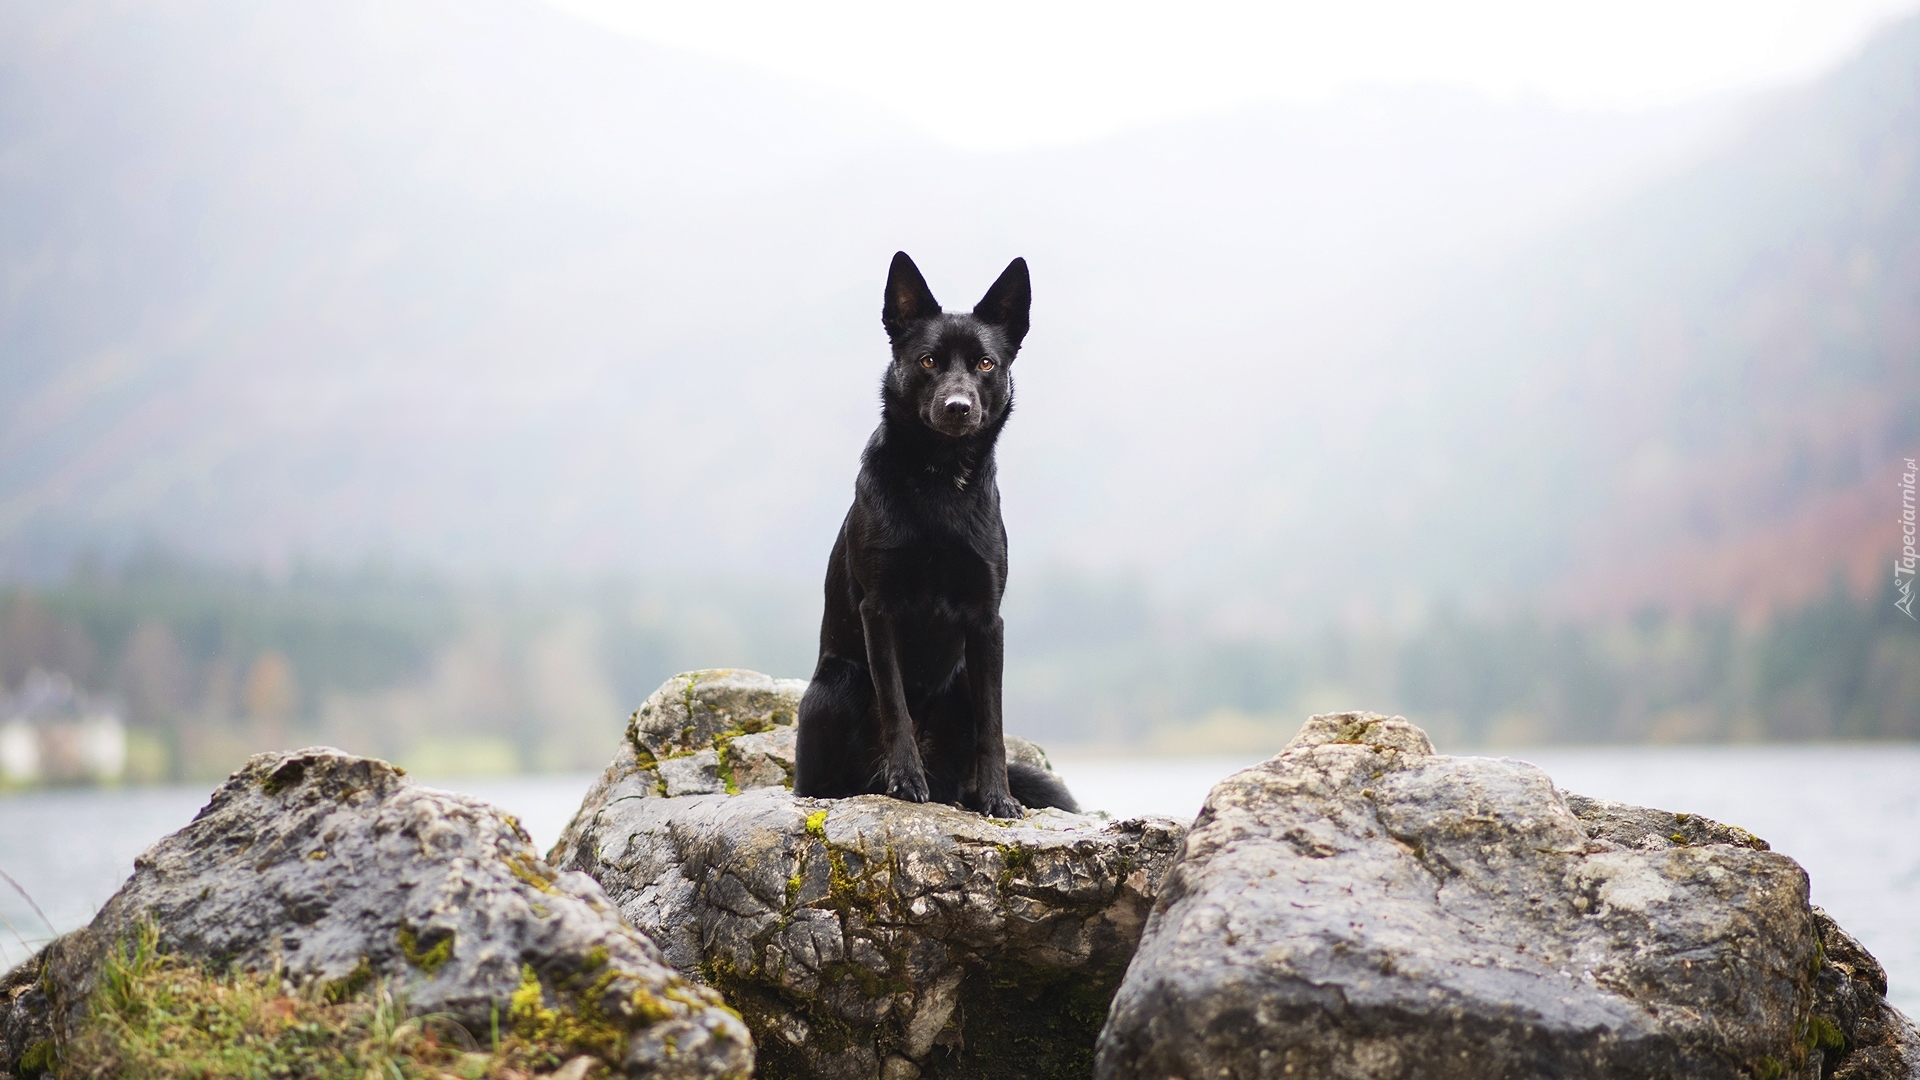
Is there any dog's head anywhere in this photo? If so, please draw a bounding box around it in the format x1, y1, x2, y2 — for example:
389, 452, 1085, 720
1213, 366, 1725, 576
880, 251, 1030, 439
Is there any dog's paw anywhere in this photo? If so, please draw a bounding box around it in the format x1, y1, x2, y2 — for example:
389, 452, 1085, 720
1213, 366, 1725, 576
980, 791, 1023, 819
887, 769, 931, 803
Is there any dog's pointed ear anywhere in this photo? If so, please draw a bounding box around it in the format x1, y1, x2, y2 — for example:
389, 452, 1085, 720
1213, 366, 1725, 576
973, 257, 1030, 351
882, 251, 940, 343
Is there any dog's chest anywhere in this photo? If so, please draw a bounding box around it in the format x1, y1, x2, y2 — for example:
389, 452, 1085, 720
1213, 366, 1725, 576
868, 522, 1005, 621
926, 461, 973, 492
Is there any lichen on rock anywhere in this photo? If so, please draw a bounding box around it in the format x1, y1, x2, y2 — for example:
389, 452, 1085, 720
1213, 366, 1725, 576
0, 747, 752, 1080
551, 670, 1187, 1080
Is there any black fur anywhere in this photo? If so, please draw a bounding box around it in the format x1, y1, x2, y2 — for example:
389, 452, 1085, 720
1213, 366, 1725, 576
793, 251, 1077, 817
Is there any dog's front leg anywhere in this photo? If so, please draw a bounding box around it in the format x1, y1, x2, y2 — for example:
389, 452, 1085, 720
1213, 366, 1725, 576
860, 600, 930, 802
967, 616, 1021, 818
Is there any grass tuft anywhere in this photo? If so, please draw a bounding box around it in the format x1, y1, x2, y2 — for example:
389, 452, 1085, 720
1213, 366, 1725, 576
55, 921, 617, 1080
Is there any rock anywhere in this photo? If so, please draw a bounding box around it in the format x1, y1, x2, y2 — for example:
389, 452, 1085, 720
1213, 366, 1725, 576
551, 670, 1188, 1079
0, 747, 752, 1080
1094, 711, 1917, 1080
1563, 797, 1920, 1079
1809, 908, 1920, 1080
555, 668, 808, 819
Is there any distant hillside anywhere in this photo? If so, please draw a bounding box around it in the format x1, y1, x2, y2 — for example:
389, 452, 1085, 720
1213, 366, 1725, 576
2, 555, 1910, 784
1356, 15, 1920, 619
1, 0, 1746, 621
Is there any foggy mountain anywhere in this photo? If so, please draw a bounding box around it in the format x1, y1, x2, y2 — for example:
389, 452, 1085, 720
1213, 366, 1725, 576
1361, 15, 1920, 623
0, 0, 1802, 627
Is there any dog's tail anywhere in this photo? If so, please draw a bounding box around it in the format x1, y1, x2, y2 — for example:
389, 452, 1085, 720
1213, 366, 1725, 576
1008, 761, 1080, 814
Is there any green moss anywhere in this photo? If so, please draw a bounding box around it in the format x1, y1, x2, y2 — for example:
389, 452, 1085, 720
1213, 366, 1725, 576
507, 963, 629, 1063
805, 809, 829, 837
323, 957, 377, 1004
714, 739, 743, 795
706, 710, 787, 795
624, 697, 674, 795
258, 758, 307, 796
817, 836, 903, 921
996, 844, 1036, 889
1754, 1054, 1785, 1080
1806, 1014, 1846, 1053
505, 853, 561, 896
1669, 833, 1688, 845
681, 673, 701, 733
509, 965, 546, 1022
630, 745, 668, 797
629, 986, 674, 1025
17, 1039, 55, 1077
825, 844, 859, 909
1328, 715, 1383, 745
61, 922, 600, 1080
396, 925, 454, 975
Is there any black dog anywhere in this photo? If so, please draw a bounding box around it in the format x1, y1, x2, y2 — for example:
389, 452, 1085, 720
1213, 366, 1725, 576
793, 252, 1077, 817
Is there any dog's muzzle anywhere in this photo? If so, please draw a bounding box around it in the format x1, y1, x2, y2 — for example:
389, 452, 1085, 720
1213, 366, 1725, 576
925, 391, 981, 435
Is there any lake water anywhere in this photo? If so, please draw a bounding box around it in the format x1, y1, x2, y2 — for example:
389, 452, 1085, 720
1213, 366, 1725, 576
3, 744, 1916, 1013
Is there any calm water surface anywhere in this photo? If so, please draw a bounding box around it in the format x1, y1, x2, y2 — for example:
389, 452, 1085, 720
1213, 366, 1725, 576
4, 744, 1916, 1012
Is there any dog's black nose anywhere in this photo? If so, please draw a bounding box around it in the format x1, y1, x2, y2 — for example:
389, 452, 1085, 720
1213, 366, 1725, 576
944, 398, 972, 417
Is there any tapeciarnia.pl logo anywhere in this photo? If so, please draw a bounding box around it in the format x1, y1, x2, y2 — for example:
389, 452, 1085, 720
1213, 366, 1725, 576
1899, 457, 1917, 619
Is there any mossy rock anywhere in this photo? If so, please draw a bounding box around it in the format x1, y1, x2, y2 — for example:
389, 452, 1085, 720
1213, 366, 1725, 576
0, 748, 751, 1079
552, 671, 1188, 1080
552, 669, 1065, 852
5, 918, 687, 1079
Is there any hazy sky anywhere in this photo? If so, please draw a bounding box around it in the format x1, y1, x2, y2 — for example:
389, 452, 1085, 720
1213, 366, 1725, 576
538, 0, 1920, 150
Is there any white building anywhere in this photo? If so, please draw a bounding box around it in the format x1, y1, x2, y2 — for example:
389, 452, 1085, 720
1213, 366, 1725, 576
0, 669, 127, 784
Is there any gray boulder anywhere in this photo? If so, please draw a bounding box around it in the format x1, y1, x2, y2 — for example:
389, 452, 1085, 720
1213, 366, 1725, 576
1, 747, 752, 1080
1096, 711, 1920, 1080
551, 669, 1188, 1080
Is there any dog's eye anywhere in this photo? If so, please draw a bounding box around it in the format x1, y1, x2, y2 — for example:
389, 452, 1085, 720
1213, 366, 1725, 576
978, 358, 995, 371
919, 356, 936, 369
